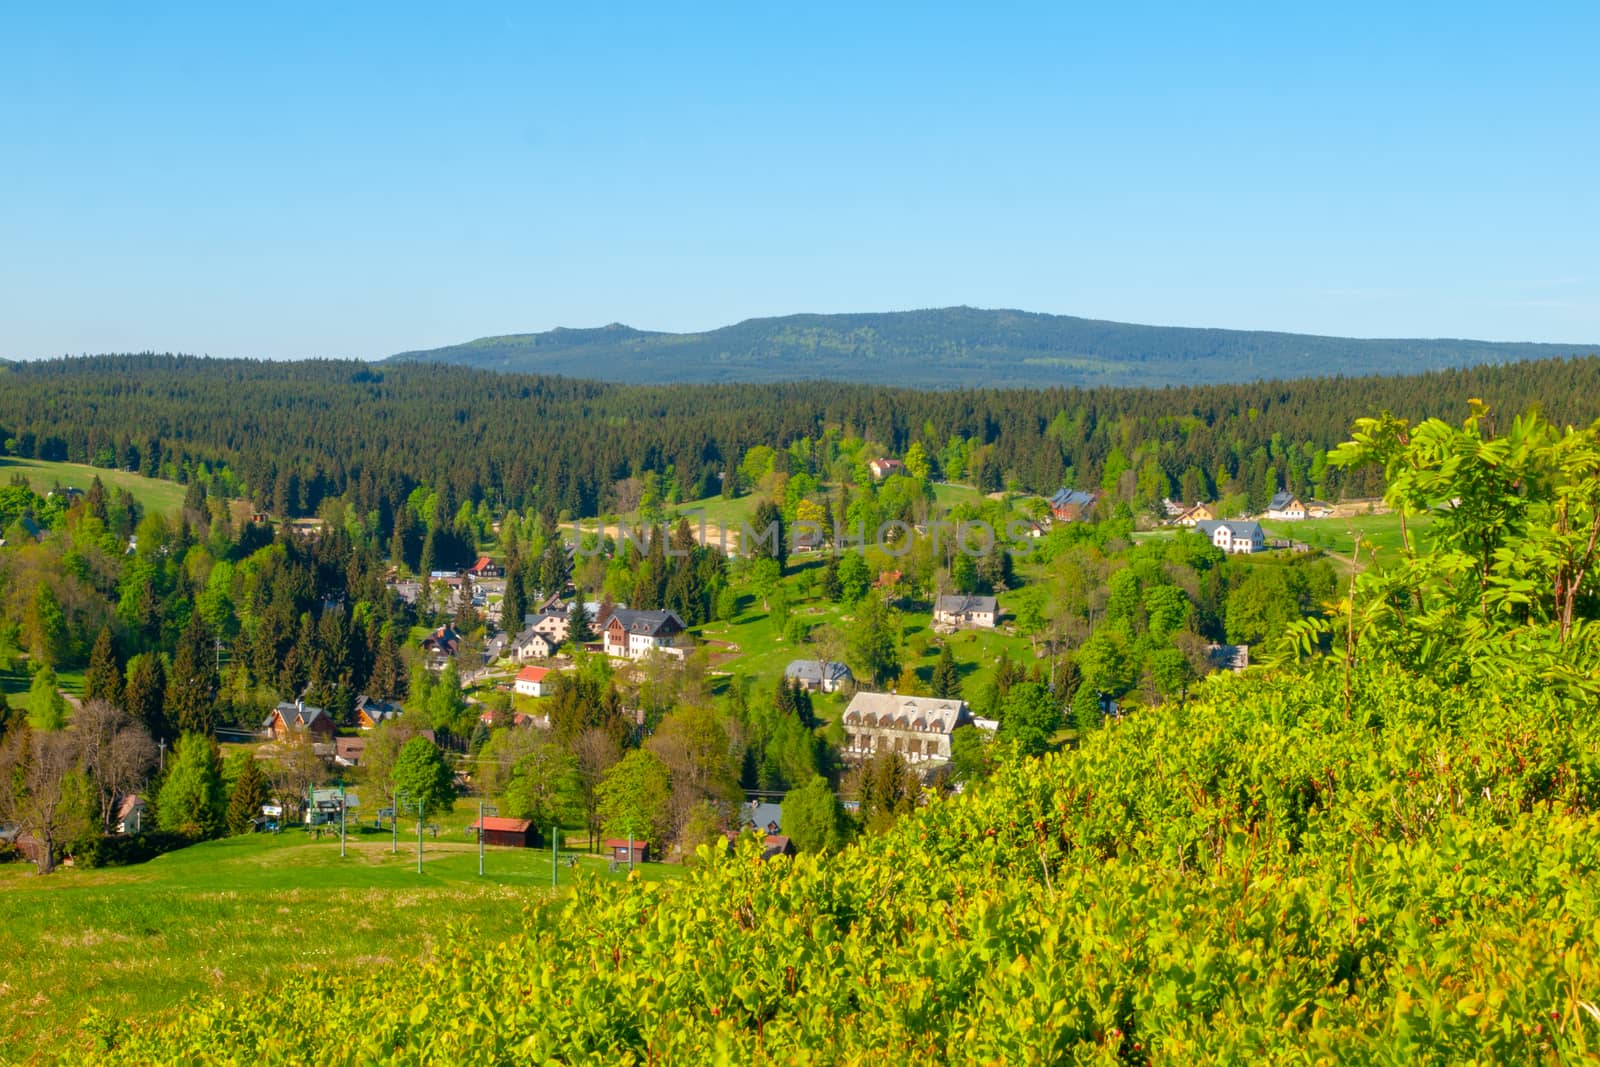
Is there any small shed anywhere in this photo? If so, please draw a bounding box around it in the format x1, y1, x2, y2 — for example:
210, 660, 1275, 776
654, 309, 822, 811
471, 816, 539, 848
604, 838, 650, 864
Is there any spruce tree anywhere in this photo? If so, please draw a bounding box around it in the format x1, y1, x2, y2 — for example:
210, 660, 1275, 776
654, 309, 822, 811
125, 653, 170, 742
84, 625, 125, 707
821, 554, 843, 601
773, 676, 797, 720
568, 592, 593, 644
930, 644, 962, 700
502, 563, 528, 634
226, 754, 269, 835
167, 614, 219, 736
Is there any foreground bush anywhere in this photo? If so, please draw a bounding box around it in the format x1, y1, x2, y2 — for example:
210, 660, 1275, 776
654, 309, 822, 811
87, 662, 1600, 1063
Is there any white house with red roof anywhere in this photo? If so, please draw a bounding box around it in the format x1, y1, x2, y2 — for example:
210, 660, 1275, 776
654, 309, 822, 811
514, 665, 551, 697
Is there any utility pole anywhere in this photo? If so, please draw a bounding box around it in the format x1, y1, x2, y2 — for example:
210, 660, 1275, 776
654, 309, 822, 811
158, 738, 166, 772
339, 781, 347, 860
393, 789, 406, 855
551, 824, 559, 889
477, 800, 498, 877
417, 801, 425, 875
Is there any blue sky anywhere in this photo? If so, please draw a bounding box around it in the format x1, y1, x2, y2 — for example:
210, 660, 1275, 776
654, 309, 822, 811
2, 3, 1597, 360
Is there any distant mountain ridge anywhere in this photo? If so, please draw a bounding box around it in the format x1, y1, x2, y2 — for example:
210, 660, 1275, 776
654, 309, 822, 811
386, 306, 1596, 389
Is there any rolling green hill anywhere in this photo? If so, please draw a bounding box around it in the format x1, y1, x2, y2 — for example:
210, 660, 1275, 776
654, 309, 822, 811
387, 306, 1596, 388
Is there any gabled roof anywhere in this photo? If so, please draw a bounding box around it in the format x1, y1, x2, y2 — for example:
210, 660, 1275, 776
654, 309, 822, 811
934, 594, 997, 615
784, 659, 854, 684
471, 816, 533, 833
516, 666, 550, 683
602, 609, 685, 637
114, 794, 146, 820
742, 801, 783, 831
1049, 488, 1096, 509
1268, 491, 1301, 510
265, 702, 329, 729
1195, 519, 1264, 540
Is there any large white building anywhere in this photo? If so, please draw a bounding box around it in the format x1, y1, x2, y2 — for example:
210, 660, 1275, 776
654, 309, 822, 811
600, 609, 686, 660
841, 692, 971, 763
1194, 519, 1265, 554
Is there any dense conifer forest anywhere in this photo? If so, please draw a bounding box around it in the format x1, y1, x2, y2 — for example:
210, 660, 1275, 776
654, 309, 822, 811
5, 354, 1600, 524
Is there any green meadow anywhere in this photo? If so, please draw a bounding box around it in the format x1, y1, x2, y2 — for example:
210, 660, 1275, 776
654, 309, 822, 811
0, 457, 186, 518
0, 814, 682, 1065
1260, 510, 1430, 569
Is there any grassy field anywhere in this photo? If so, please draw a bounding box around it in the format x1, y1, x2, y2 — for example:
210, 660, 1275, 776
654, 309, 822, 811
1260, 511, 1431, 569
0, 457, 186, 518
0, 815, 683, 1065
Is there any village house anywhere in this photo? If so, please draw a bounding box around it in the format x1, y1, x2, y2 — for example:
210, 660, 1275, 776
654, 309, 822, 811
467, 555, 504, 579
933, 593, 998, 630
510, 627, 560, 661
1265, 492, 1307, 521
333, 737, 366, 768
113, 794, 147, 835
262, 700, 336, 742
841, 692, 972, 763
514, 665, 552, 697
600, 608, 686, 660
355, 697, 402, 730
1194, 519, 1265, 554
868, 457, 906, 480
523, 610, 570, 642
1048, 488, 1098, 523
784, 659, 854, 693
421, 623, 462, 667
1177, 502, 1217, 527
741, 800, 784, 835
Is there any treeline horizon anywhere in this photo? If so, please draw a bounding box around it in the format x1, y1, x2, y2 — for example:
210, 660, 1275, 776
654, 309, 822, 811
3, 353, 1599, 531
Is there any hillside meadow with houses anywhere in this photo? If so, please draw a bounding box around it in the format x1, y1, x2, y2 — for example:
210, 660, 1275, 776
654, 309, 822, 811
3, 379, 1594, 1060
0, 419, 1356, 1055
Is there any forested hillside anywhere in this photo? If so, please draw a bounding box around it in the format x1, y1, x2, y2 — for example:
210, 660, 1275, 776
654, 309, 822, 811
5, 354, 1600, 523
386, 306, 1596, 388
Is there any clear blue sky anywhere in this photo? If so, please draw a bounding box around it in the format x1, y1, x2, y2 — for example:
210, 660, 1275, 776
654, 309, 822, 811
2, 3, 1597, 360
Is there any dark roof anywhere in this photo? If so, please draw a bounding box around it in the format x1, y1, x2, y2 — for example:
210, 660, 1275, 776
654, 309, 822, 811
742, 801, 783, 831
602, 609, 685, 637
935, 594, 997, 615
1195, 520, 1264, 540
1049, 488, 1096, 509
265, 702, 329, 729
784, 659, 854, 684
1268, 491, 1300, 510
